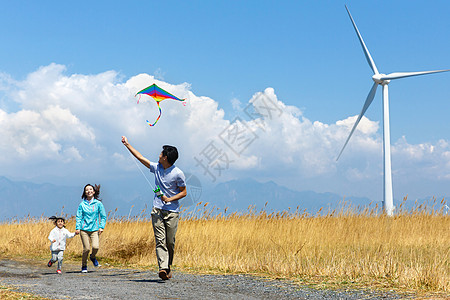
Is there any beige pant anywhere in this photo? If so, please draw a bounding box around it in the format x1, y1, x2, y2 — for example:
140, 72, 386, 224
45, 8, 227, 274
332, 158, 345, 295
151, 207, 179, 271
80, 230, 99, 267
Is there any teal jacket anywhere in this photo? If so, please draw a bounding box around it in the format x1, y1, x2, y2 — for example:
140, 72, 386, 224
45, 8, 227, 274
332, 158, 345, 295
75, 199, 106, 232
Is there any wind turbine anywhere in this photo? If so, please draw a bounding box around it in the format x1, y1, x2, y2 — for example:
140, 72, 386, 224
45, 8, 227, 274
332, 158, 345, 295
337, 6, 450, 216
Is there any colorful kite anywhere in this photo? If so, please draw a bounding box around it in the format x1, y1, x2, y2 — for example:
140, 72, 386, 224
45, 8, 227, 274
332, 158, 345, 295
135, 83, 186, 126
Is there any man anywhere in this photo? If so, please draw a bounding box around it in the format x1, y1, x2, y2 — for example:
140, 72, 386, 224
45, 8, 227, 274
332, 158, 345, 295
121, 136, 187, 280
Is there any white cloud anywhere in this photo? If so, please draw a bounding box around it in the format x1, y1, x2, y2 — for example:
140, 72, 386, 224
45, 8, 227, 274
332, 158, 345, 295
392, 136, 450, 180
230, 97, 242, 111
0, 64, 449, 201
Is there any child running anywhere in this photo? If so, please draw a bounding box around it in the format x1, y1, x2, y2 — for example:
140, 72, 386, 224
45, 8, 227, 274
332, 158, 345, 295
47, 216, 78, 274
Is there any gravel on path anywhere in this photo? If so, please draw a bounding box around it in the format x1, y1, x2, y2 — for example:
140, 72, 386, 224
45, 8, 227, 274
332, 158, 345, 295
0, 258, 407, 300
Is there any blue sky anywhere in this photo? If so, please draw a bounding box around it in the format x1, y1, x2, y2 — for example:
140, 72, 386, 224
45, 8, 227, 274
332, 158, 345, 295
1, 0, 449, 205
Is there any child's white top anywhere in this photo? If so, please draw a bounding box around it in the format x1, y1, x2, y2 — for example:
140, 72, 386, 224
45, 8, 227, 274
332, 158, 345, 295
48, 227, 76, 251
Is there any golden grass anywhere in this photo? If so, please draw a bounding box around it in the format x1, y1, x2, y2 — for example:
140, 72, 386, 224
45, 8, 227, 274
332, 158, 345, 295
1, 200, 449, 297
0, 286, 52, 299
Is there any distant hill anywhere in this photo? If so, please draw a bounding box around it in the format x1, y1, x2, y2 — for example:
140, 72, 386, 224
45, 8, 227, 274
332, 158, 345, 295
196, 178, 373, 214
2, 176, 444, 221
0, 176, 80, 221
0, 176, 151, 221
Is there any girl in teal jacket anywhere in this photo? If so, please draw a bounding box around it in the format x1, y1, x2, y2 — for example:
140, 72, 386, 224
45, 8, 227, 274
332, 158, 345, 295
75, 184, 106, 273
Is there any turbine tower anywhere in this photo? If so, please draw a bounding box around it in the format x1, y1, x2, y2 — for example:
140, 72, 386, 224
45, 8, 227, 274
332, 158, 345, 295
337, 6, 450, 216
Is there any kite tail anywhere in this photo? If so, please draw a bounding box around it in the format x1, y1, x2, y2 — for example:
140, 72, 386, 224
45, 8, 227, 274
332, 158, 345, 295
146, 102, 162, 127
136, 94, 142, 104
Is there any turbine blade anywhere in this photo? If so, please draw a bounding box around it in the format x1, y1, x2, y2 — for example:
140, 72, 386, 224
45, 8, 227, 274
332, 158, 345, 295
337, 82, 378, 161
380, 69, 450, 80
345, 5, 379, 75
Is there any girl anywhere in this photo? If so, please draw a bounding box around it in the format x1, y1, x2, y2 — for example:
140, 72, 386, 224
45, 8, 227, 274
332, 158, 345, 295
47, 216, 77, 274
75, 184, 106, 273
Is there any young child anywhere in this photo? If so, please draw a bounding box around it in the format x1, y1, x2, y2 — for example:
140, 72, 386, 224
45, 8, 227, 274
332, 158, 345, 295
47, 216, 77, 274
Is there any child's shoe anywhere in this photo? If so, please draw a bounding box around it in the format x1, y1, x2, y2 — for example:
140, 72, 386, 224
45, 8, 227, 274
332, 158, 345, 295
90, 256, 100, 267
56, 269, 62, 274
47, 260, 53, 267
81, 266, 88, 273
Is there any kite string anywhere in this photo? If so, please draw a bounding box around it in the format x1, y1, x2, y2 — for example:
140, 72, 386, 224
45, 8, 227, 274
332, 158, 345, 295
127, 151, 155, 190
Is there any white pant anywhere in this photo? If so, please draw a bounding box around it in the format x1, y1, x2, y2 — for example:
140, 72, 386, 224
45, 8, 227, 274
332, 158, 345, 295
50, 250, 64, 270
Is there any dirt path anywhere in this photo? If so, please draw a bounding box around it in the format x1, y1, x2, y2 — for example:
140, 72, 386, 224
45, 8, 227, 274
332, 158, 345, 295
0, 258, 405, 299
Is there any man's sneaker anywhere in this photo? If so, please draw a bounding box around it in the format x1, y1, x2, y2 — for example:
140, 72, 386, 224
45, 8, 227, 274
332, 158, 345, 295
81, 266, 88, 273
56, 269, 62, 274
90, 256, 100, 267
158, 269, 169, 280
47, 260, 53, 267
167, 269, 172, 279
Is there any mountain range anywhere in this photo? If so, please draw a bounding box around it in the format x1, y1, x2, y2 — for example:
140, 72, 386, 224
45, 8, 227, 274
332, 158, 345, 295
0, 176, 444, 221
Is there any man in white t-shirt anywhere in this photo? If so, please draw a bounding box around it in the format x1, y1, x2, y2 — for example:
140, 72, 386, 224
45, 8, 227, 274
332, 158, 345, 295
121, 136, 187, 280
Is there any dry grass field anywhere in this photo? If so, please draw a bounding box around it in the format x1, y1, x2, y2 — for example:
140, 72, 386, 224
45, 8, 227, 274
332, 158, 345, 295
0, 286, 50, 300
1, 200, 448, 297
